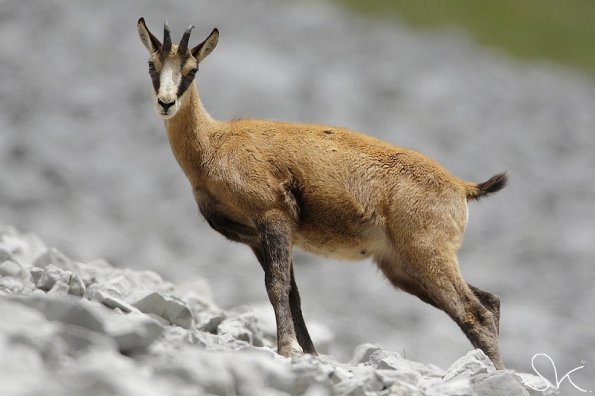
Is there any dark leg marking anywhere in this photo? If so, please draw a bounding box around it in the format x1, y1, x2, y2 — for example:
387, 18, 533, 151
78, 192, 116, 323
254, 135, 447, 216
452, 295, 503, 369
253, 214, 300, 356
468, 284, 501, 335
253, 247, 316, 354
289, 265, 317, 354
433, 279, 504, 369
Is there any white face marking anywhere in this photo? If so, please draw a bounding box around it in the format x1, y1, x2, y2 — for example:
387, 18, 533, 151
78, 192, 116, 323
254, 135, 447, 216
154, 58, 183, 119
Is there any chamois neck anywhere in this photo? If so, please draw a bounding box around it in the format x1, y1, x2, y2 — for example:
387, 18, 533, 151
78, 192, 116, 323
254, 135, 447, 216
163, 83, 216, 185
164, 83, 214, 135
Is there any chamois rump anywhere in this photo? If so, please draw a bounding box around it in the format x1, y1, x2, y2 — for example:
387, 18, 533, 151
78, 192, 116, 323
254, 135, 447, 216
137, 18, 507, 369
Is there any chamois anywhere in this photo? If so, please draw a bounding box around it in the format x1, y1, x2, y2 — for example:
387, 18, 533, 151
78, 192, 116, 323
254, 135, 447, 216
137, 18, 507, 369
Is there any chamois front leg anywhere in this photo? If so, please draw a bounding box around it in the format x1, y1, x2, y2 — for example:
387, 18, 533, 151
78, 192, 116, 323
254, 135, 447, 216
253, 247, 317, 355
288, 265, 317, 354
254, 210, 302, 357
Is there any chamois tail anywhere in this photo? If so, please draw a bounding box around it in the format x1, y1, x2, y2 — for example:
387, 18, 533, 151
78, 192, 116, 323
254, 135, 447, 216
465, 172, 508, 201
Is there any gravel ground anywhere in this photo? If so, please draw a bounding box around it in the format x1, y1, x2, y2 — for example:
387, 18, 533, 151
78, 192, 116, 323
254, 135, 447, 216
0, 226, 557, 395
0, 0, 593, 392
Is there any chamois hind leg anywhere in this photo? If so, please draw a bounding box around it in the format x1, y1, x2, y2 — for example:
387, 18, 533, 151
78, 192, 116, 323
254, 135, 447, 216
381, 249, 504, 369
253, 247, 316, 354
468, 284, 501, 335
251, 211, 302, 357
376, 257, 440, 310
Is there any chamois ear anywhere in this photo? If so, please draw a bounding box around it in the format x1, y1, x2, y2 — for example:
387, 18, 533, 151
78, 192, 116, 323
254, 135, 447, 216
137, 17, 161, 54
191, 28, 219, 63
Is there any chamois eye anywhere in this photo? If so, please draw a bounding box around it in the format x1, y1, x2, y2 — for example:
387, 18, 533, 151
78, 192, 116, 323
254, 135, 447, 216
148, 61, 156, 72
188, 68, 198, 76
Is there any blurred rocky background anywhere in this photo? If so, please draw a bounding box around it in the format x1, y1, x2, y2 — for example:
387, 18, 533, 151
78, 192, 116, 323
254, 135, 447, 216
1, 0, 593, 392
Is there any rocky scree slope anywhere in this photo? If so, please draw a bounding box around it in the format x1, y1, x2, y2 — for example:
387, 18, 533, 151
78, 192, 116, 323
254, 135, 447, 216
0, 225, 556, 396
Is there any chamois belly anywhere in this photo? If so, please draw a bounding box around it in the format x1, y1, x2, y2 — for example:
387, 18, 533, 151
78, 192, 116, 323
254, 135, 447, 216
289, 182, 389, 260
294, 224, 388, 261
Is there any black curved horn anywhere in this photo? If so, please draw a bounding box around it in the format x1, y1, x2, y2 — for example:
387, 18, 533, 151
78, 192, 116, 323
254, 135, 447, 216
162, 21, 172, 53
178, 24, 195, 55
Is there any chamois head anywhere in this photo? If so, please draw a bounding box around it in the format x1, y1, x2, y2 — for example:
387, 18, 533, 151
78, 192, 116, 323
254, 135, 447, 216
137, 18, 219, 119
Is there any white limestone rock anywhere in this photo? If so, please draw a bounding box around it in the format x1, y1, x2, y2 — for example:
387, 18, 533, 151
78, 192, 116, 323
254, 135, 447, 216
389, 381, 424, 395
367, 349, 446, 379
67, 271, 86, 296
182, 286, 225, 332
333, 366, 384, 396
198, 311, 227, 333
444, 349, 497, 382
30, 266, 43, 284
330, 366, 353, 386
187, 327, 259, 352
422, 376, 475, 396
132, 291, 194, 329
351, 343, 383, 365
472, 371, 531, 396
290, 354, 336, 393
35, 263, 86, 296
33, 251, 175, 303
217, 311, 265, 347
86, 284, 140, 313
375, 368, 420, 388
81, 265, 175, 302
103, 312, 165, 354
36, 264, 68, 290
47, 277, 71, 296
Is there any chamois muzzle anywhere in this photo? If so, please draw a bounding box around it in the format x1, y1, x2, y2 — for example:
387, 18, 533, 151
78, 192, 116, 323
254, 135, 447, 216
157, 98, 176, 112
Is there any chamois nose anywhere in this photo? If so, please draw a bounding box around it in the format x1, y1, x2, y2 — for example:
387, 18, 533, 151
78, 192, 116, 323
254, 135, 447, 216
158, 98, 176, 112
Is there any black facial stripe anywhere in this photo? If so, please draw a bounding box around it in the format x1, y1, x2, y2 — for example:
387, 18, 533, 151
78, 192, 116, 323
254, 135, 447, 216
150, 52, 197, 97
149, 71, 160, 93
176, 52, 198, 98
148, 61, 160, 93
177, 72, 196, 97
